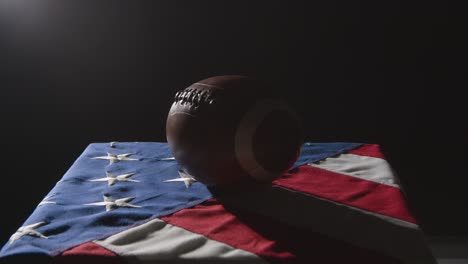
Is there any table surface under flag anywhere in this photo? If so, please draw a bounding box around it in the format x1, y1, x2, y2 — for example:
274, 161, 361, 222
0, 142, 436, 264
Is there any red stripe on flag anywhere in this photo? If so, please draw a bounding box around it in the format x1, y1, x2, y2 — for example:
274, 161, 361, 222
347, 144, 386, 159
274, 165, 417, 224
161, 199, 402, 264
162, 199, 294, 263
52, 242, 124, 264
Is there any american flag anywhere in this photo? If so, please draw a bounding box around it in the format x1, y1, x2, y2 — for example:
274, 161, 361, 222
0, 142, 436, 264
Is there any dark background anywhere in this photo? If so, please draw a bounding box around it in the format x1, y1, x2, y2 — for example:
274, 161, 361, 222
0, 0, 466, 247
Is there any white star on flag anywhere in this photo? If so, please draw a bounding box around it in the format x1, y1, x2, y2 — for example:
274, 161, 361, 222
92, 153, 139, 164
84, 195, 142, 212
9, 222, 48, 244
38, 194, 58, 206
159, 157, 175, 161
89, 171, 139, 186
164, 170, 197, 188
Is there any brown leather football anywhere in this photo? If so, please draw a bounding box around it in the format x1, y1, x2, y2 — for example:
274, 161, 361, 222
166, 75, 303, 186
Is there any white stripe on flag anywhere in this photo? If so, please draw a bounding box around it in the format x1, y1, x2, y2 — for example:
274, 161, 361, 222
310, 153, 400, 187
94, 217, 267, 264
217, 185, 436, 264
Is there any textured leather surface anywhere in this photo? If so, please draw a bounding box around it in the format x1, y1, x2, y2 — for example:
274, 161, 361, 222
166, 76, 303, 186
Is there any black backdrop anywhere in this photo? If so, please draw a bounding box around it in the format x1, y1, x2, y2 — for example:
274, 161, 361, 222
0, 1, 467, 247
